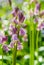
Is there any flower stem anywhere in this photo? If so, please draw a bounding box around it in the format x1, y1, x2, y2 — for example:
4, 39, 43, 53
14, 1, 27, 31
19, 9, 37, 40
12, 44, 17, 65
36, 31, 39, 62
30, 22, 34, 65
2, 48, 3, 65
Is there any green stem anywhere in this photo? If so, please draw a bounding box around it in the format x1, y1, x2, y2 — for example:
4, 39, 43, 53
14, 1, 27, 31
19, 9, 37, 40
12, 44, 17, 65
30, 22, 34, 65
30, 30, 32, 65
36, 31, 39, 62
36, 31, 39, 51
2, 48, 3, 65
32, 28, 34, 65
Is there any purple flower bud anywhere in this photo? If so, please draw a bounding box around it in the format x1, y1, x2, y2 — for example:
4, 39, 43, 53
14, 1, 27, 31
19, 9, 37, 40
34, 3, 40, 15
9, 24, 14, 30
8, 24, 14, 35
12, 34, 18, 41
15, 7, 19, 13
17, 44, 23, 50
36, 3, 40, 11
9, 24, 18, 35
41, 22, 44, 29
19, 28, 26, 36
0, 33, 6, 44
9, 40, 23, 50
12, 7, 19, 17
12, 18, 18, 24
37, 25, 41, 31
18, 12, 25, 23
2, 44, 9, 52
37, 22, 44, 31
2, 36, 8, 43
13, 27, 18, 34
9, 41, 14, 48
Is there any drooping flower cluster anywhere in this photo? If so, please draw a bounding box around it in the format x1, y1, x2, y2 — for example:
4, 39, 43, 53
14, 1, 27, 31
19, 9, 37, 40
0, 0, 44, 53
29, 0, 44, 31
0, 7, 27, 52
8, 7, 27, 50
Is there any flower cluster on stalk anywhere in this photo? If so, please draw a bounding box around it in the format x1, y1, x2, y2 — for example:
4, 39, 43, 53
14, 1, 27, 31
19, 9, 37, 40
29, 0, 44, 31
0, 7, 27, 52
9, 7, 27, 50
